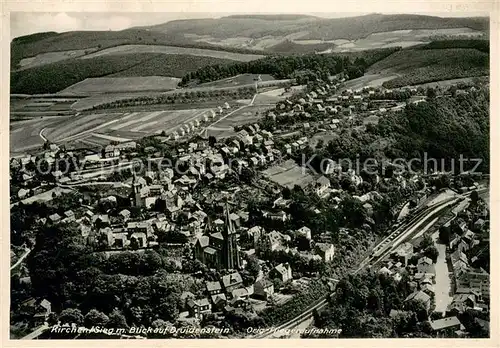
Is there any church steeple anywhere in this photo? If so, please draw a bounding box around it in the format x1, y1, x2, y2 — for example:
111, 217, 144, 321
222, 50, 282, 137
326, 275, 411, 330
222, 202, 240, 270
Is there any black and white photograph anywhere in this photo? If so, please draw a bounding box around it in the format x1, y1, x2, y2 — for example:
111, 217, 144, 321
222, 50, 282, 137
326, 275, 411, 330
6, 2, 493, 341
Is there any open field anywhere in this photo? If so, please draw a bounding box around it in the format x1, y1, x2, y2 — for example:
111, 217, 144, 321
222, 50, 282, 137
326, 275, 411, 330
338, 73, 400, 92
367, 48, 488, 88
316, 27, 485, 53
70, 92, 167, 111
205, 105, 270, 138
263, 159, 315, 189
198, 74, 276, 88
60, 77, 181, 95
17, 48, 98, 70
10, 116, 72, 154
11, 98, 78, 113
80, 44, 265, 62
10, 107, 216, 155
56, 109, 213, 144
11, 53, 238, 95
404, 76, 489, 89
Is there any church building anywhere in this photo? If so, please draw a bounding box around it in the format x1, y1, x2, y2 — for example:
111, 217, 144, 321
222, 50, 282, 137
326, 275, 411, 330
194, 204, 241, 270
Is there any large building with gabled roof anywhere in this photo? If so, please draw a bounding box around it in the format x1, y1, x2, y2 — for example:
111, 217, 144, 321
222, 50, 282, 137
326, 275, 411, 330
194, 203, 241, 270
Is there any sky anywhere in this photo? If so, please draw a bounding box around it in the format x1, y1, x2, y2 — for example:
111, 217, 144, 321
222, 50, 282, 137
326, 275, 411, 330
10, 9, 491, 39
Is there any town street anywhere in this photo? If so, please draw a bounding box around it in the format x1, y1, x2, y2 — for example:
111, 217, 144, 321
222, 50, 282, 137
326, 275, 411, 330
432, 232, 453, 314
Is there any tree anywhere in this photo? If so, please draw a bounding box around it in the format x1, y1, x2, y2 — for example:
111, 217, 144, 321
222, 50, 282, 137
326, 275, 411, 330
245, 256, 260, 279
84, 309, 109, 327
470, 190, 479, 205
426, 87, 437, 99
423, 245, 439, 263
295, 235, 311, 251
240, 270, 256, 287
420, 234, 434, 251
106, 310, 129, 329
438, 225, 451, 244
58, 308, 84, 326
208, 136, 217, 147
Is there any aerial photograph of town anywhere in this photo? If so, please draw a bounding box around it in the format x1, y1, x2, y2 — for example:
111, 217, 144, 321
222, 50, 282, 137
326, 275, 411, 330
9, 10, 490, 340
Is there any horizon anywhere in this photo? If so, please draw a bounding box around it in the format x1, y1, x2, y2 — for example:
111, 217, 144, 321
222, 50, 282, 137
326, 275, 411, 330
11, 11, 490, 40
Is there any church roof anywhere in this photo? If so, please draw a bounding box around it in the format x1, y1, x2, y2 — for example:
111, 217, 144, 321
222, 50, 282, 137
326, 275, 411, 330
210, 232, 224, 241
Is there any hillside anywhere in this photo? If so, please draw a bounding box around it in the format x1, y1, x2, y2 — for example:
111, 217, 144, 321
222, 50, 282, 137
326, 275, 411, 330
10, 53, 236, 95
12, 13, 488, 70
145, 13, 488, 40
10, 29, 266, 68
267, 40, 334, 54
368, 46, 489, 88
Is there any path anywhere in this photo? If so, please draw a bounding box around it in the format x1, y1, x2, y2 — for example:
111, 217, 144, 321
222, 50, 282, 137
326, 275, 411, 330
39, 128, 48, 142
11, 248, 31, 271
198, 104, 250, 136
20, 324, 49, 340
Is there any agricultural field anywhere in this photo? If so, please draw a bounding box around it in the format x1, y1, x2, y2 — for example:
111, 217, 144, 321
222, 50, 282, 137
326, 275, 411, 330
80, 45, 265, 62
11, 53, 239, 95
59, 77, 181, 95
262, 159, 315, 189
198, 74, 277, 88
46, 108, 215, 145
368, 48, 489, 88
316, 27, 485, 53
10, 116, 72, 154
11, 97, 79, 112
10, 107, 217, 154
70, 92, 167, 111
16, 48, 98, 70
338, 73, 400, 92
204, 105, 271, 138
404, 76, 489, 89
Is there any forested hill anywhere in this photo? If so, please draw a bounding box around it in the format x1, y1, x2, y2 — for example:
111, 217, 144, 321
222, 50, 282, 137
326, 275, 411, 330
180, 48, 399, 86
144, 13, 489, 40
375, 89, 490, 173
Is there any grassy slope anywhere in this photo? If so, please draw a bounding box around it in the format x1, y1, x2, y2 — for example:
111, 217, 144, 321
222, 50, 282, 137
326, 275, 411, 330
10, 29, 267, 68
267, 40, 334, 54
10, 53, 237, 94
107, 54, 235, 77
12, 14, 488, 67
367, 47, 489, 88
146, 13, 489, 40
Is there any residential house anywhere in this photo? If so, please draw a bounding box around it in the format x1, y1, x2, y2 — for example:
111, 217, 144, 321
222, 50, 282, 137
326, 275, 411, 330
417, 256, 436, 275
258, 231, 290, 254
30, 298, 52, 326
104, 145, 120, 158
48, 213, 62, 224
253, 279, 274, 300
246, 226, 263, 247
473, 218, 486, 231
63, 210, 75, 222
262, 210, 287, 222
222, 272, 243, 293
17, 188, 29, 200
187, 298, 211, 319
455, 268, 489, 301
315, 176, 331, 198
229, 213, 241, 228
404, 290, 431, 312
297, 226, 312, 240
429, 317, 465, 337
314, 243, 335, 262
119, 209, 131, 222
270, 263, 293, 283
